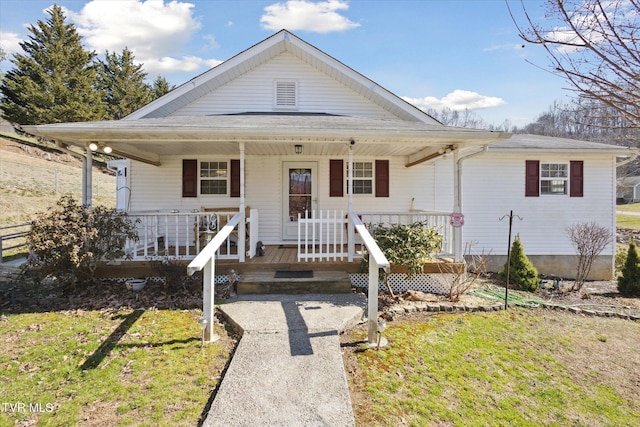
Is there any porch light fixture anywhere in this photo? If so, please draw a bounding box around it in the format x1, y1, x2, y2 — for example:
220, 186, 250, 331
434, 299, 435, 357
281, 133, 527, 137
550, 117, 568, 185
295, 144, 303, 155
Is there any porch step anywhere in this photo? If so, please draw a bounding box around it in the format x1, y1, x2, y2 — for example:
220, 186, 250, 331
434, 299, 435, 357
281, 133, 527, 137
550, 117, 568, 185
237, 270, 352, 294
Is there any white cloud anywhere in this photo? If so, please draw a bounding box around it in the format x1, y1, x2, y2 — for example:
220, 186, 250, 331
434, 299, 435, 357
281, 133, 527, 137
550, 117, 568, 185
0, 31, 23, 56
261, 0, 360, 33
403, 90, 507, 111
63, 0, 221, 75
142, 56, 222, 73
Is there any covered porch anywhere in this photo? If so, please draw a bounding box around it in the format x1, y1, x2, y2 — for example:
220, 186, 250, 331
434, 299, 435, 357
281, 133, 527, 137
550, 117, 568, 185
24, 115, 510, 266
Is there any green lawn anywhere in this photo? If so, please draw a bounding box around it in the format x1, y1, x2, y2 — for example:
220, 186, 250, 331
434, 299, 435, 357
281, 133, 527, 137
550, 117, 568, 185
617, 202, 640, 229
345, 309, 640, 427
0, 308, 234, 426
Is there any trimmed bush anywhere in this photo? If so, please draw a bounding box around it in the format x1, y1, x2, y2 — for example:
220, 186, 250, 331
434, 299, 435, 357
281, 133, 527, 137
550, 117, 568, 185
499, 234, 539, 292
363, 221, 443, 279
618, 240, 640, 296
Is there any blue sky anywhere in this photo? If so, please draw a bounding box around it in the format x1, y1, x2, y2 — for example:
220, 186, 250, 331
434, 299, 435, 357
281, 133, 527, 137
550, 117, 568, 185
0, 0, 571, 127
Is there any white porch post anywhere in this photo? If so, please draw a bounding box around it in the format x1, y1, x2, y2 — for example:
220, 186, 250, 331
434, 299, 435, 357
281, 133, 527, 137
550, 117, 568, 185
238, 142, 246, 262
202, 260, 219, 342
347, 143, 355, 262
453, 149, 462, 262
84, 147, 93, 208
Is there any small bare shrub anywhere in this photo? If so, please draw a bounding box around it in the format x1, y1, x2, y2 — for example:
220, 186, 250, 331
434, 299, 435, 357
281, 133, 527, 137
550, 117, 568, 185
566, 222, 612, 291
438, 246, 490, 302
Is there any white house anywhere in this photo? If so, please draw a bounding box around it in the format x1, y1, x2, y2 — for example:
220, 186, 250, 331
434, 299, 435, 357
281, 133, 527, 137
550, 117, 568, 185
24, 30, 636, 280
617, 176, 640, 203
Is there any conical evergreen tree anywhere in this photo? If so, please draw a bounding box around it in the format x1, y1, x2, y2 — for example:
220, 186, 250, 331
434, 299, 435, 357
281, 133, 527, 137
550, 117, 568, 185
618, 239, 640, 296
96, 47, 152, 120
151, 75, 174, 99
499, 234, 539, 292
0, 4, 105, 125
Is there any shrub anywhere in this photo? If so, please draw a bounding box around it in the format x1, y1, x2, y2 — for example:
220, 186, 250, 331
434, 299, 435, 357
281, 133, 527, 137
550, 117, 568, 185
566, 222, 612, 291
618, 240, 640, 296
366, 221, 444, 279
616, 245, 628, 275
499, 234, 539, 292
26, 195, 139, 288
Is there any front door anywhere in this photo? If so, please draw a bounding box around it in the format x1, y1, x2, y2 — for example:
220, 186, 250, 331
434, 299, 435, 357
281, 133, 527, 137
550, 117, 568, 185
282, 162, 317, 240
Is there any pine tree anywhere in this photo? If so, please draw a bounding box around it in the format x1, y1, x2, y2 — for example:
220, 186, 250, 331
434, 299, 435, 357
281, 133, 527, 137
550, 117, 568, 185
96, 47, 152, 120
0, 4, 105, 125
618, 240, 640, 296
499, 234, 539, 292
151, 75, 174, 99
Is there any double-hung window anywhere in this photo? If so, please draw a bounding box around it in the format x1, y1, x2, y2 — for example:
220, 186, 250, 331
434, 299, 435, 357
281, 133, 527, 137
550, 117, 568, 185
540, 163, 568, 195
348, 162, 373, 194
200, 161, 228, 195
525, 160, 583, 197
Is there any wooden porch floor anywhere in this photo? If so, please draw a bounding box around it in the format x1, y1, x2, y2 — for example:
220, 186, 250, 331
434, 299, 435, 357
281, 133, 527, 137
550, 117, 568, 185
219, 244, 364, 273
99, 245, 364, 279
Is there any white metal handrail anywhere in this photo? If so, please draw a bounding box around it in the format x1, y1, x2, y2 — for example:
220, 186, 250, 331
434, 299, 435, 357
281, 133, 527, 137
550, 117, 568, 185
350, 209, 390, 345
187, 211, 244, 342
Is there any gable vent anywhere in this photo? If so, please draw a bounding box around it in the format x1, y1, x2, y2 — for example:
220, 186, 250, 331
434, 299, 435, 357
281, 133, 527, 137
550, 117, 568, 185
275, 81, 297, 108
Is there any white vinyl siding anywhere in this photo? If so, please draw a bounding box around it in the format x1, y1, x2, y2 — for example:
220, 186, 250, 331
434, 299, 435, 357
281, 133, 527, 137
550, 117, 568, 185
462, 152, 615, 256
172, 52, 397, 119
128, 155, 452, 244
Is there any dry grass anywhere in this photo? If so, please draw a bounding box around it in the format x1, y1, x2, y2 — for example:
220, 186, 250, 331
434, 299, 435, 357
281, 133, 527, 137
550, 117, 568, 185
0, 136, 116, 228
1, 136, 116, 259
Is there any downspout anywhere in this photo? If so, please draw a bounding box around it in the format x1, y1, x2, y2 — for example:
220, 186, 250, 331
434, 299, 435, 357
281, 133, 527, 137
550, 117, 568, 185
56, 141, 92, 207
452, 145, 489, 261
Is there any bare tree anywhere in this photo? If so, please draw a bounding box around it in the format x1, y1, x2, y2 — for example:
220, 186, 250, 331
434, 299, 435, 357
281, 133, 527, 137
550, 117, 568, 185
508, 0, 640, 128
566, 222, 612, 290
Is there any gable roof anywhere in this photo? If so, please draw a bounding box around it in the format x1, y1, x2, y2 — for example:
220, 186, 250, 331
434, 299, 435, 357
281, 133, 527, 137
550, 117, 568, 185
125, 30, 437, 123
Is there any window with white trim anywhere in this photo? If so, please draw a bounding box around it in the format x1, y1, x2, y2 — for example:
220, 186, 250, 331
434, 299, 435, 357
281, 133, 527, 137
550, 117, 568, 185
274, 81, 297, 109
200, 161, 228, 195
540, 162, 568, 195
347, 162, 373, 194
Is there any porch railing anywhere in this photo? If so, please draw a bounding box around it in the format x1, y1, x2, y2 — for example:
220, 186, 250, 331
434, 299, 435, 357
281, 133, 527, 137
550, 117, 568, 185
297, 210, 453, 262
125, 210, 248, 261
187, 211, 245, 342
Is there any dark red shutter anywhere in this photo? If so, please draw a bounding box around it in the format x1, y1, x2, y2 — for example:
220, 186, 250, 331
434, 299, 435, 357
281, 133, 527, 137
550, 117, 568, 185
182, 159, 197, 198
330, 159, 344, 197
525, 160, 540, 197
570, 160, 584, 197
375, 160, 389, 197
230, 159, 240, 197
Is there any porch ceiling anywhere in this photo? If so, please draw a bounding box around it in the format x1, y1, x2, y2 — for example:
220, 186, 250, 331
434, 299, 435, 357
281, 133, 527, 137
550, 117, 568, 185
23, 114, 511, 166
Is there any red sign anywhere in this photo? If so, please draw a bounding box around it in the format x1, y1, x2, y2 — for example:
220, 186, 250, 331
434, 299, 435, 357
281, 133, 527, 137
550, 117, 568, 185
450, 213, 464, 227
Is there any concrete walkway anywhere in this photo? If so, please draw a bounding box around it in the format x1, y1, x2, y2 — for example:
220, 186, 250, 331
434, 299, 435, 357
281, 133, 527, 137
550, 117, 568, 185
201, 293, 367, 427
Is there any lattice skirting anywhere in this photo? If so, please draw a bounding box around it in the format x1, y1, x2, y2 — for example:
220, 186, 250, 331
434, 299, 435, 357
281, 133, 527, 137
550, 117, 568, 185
350, 273, 455, 295
104, 273, 240, 285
